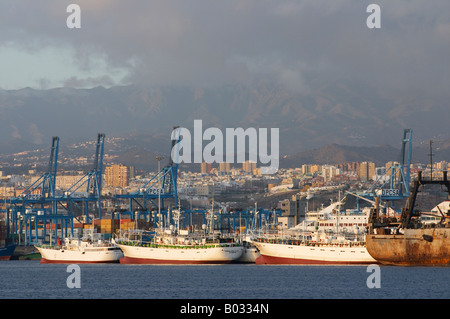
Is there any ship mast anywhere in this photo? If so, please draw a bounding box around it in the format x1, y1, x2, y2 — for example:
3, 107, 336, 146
429, 140, 434, 181
337, 191, 341, 234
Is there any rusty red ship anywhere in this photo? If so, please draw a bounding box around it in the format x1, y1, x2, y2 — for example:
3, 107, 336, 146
366, 171, 450, 266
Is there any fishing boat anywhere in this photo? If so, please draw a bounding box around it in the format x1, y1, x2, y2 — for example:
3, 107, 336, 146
366, 171, 450, 266
251, 197, 376, 265
117, 207, 244, 264
234, 238, 260, 263
117, 227, 243, 264
35, 228, 123, 264
0, 244, 15, 261
0, 218, 15, 260
252, 229, 375, 265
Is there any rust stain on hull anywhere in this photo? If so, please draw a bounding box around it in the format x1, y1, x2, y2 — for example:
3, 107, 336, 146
366, 228, 450, 266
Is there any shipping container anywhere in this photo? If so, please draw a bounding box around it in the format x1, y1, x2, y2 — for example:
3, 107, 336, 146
120, 222, 135, 229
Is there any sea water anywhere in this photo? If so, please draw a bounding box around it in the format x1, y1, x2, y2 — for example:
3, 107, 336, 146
1, 260, 449, 300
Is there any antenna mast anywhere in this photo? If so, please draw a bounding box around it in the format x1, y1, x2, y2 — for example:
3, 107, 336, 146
429, 140, 434, 181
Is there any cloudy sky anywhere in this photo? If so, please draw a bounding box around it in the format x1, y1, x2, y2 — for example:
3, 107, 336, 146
0, 0, 449, 100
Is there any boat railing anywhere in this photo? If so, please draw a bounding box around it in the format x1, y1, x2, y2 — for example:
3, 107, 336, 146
35, 244, 61, 250
253, 235, 366, 247
116, 240, 240, 249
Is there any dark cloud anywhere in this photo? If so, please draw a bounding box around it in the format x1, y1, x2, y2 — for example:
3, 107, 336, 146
1, 0, 449, 99
63, 75, 116, 88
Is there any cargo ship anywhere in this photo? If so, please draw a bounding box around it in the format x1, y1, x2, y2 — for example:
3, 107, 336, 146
35, 228, 123, 264
117, 228, 243, 264
366, 171, 450, 266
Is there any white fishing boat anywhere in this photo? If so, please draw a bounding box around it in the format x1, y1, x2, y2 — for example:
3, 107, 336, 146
251, 197, 376, 265
252, 230, 375, 265
118, 207, 244, 264
117, 227, 243, 264
35, 228, 123, 264
235, 240, 260, 263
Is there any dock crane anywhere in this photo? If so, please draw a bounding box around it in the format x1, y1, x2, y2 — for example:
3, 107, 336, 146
62, 133, 105, 223
361, 128, 412, 201
14, 136, 60, 210
140, 126, 180, 210
115, 126, 181, 221
1, 136, 74, 245
346, 129, 413, 214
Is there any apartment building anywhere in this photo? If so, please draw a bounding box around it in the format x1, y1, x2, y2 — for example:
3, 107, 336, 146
104, 164, 129, 188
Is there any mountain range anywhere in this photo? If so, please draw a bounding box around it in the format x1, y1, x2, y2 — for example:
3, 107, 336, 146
0, 81, 449, 171
3, 133, 447, 174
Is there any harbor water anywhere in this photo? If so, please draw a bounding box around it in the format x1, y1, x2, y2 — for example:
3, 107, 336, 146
1, 260, 449, 299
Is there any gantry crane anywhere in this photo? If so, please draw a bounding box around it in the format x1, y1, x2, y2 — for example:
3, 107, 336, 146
62, 133, 105, 223
1, 136, 74, 245
115, 127, 180, 221
364, 128, 412, 200
346, 128, 413, 213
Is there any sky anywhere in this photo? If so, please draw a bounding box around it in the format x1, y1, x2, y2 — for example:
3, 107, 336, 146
0, 0, 449, 101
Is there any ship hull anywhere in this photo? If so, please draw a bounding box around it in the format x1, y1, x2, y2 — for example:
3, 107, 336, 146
253, 242, 376, 265
118, 244, 243, 264
36, 246, 123, 264
40, 258, 120, 264
235, 246, 260, 263
0, 245, 15, 261
366, 228, 450, 266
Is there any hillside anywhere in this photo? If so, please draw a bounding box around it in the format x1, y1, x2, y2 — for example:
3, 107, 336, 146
281, 143, 401, 167
0, 82, 449, 158
1, 133, 449, 174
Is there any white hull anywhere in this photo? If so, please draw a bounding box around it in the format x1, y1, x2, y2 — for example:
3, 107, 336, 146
253, 241, 376, 264
118, 243, 244, 264
236, 246, 260, 263
36, 245, 123, 263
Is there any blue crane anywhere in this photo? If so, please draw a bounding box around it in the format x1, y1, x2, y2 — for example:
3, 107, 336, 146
115, 126, 180, 220
1, 136, 74, 245
347, 128, 413, 211
62, 133, 105, 223
12, 136, 60, 209
365, 128, 412, 200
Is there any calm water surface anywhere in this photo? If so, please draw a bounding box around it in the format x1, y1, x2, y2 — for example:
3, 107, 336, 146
1, 260, 449, 299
